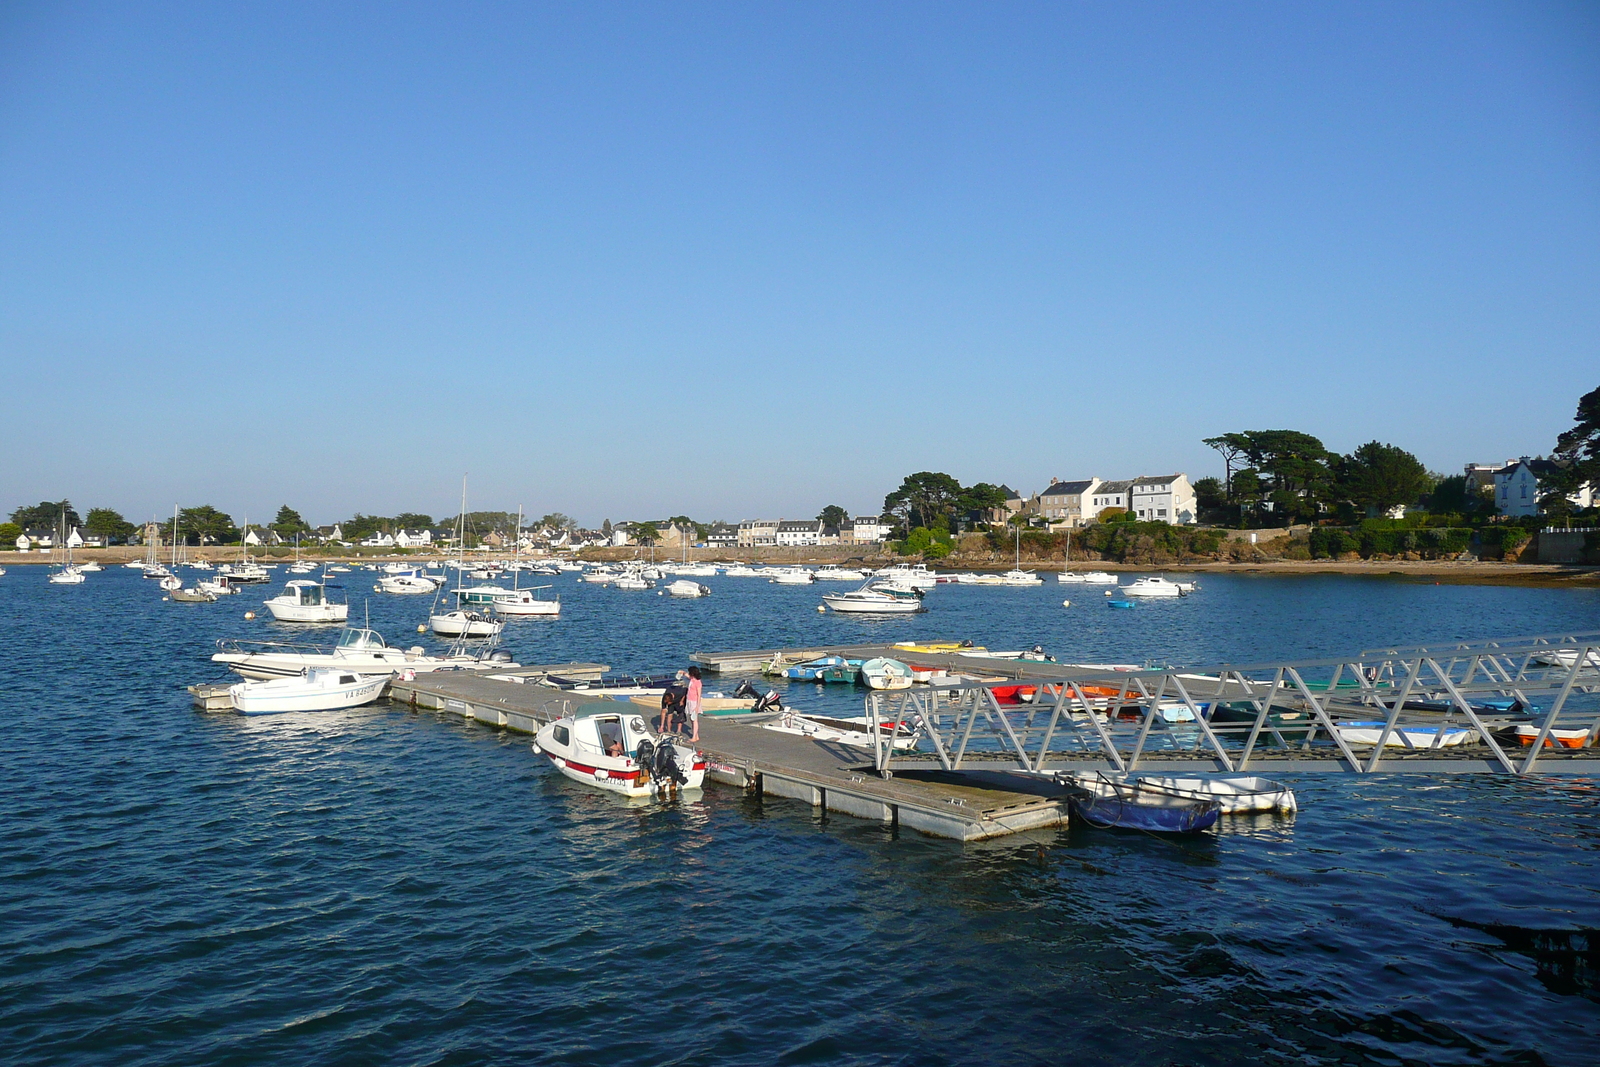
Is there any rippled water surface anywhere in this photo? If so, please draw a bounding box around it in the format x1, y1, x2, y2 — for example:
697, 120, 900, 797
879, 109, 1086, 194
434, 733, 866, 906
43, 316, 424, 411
2, 566, 1598, 1065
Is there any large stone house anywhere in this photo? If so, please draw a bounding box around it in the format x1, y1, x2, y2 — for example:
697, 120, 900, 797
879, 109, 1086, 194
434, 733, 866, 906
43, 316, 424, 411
1129, 474, 1197, 524
1037, 478, 1102, 528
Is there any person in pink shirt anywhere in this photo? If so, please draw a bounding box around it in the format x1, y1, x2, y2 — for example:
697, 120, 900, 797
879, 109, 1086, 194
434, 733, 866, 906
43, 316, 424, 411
685, 666, 703, 742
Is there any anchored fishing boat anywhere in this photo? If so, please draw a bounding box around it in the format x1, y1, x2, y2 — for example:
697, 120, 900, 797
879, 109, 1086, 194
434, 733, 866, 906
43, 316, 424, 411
532, 708, 705, 797
264, 578, 348, 623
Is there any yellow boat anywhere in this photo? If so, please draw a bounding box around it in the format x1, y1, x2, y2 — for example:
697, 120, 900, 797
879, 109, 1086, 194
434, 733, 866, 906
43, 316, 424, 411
891, 641, 985, 654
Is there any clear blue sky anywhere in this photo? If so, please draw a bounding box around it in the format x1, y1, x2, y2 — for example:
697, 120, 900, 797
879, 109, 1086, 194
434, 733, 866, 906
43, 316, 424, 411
2, 2, 1596, 528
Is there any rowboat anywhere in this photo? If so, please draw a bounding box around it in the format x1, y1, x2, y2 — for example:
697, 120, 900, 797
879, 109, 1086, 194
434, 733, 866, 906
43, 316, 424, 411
1512, 724, 1593, 749
1335, 721, 1478, 748
860, 657, 913, 690
1069, 793, 1220, 834
761, 710, 922, 750
1053, 770, 1297, 814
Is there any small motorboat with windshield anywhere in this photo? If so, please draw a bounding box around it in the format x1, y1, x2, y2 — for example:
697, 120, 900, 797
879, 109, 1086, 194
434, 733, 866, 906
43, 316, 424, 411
1121, 576, 1185, 598
264, 578, 348, 623
213, 626, 516, 680
821, 582, 925, 614
229, 667, 388, 715
532, 708, 705, 797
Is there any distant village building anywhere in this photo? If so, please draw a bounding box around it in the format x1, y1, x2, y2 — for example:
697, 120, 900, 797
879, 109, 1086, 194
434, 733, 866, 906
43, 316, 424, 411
775, 519, 823, 546
1038, 478, 1102, 528
737, 520, 780, 547
706, 523, 738, 548
844, 516, 890, 544
1129, 475, 1197, 524
1088, 480, 1132, 518
1486, 457, 1594, 518
14, 533, 30, 551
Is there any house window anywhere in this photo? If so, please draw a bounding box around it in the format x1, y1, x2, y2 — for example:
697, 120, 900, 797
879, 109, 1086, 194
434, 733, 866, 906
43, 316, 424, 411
1158, 508, 1167, 516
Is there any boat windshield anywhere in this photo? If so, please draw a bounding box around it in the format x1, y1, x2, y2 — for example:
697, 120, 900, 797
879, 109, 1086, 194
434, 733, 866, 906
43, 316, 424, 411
337, 628, 387, 650
299, 586, 324, 605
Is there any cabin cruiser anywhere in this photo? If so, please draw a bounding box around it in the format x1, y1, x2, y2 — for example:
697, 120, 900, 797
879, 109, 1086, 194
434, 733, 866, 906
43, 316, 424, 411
821, 583, 925, 614
813, 566, 867, 581
221, 561, 272, 584
213, 626, 516, 680
1121, 576, 1185, 598
532, 708, 705, 797
230, 668, 388, 715
264, 579, 349, 623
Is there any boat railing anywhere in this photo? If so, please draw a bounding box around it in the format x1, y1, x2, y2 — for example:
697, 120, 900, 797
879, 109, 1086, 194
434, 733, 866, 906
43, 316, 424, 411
215, 636, 335, 657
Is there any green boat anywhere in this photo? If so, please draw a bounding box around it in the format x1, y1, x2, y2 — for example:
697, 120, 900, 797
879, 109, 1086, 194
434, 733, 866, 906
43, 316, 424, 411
1205, 702, 1314, 744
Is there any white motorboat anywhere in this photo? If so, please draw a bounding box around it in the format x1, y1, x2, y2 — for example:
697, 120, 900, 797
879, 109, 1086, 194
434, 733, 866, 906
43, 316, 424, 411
532, 709, 705, 797
48, 566, 86, 585
761, 709, 922, 749
873, 564, 938, 589
198, 575, 241, 596
492, 586, 561, 616
998, 569, 1043, 586
821, 583, 925, 614
1059, 570, 1117, 584
76, 561, 103, 572
222, 561, 272, 584
665, 580, 711, 598
813, 566, 867, 581
429, 610, 504, 638
1121, 576, 1185, 598
169, 586, 217, 603
229, 667, 388, 715
614, 574, 654, 591
213, 626, 517, 680
769, 568, 815, 585
674, 563, 719, 577
582, 568, 619, 584
377, 573, 438, 595
860, 657, 914, 690
721, 564, 761, 577
1049, 771, 1297, 814
158, 574, 183, 591
1335, 721, 1479, 748
264, 579, 349, 623
187, 559, 214, 570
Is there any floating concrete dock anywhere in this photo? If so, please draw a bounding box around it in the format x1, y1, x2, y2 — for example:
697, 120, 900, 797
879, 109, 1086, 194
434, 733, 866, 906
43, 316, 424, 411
386, 671, 1073, 841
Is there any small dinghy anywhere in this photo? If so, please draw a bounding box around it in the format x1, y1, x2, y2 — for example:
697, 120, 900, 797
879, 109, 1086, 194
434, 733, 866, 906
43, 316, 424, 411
170, 586, 217, 603
532, 708, 705, 797
1054, 770, 1297, 814
761, 708, 922, 750
665, 580, 710, 598
860, 657, 913, 690
1512, 724, 1594, 749
229, 667, 388, 714
1069, 793, 1220, 834
1335, 721, 1478, 748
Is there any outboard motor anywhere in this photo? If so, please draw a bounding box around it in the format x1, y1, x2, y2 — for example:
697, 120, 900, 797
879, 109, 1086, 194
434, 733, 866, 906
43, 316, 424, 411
634, 738, 655, 784
654, 740, 687, 786
734, 680, 784, 714
489, 650, 514, 664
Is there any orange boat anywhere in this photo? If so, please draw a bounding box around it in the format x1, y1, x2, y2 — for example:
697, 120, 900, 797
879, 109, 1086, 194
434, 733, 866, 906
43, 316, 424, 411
1513, 725, 1593, 749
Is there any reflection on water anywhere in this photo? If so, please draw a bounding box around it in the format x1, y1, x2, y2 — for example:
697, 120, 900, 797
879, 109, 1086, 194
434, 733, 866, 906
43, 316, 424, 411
0, 566, 1597, 1065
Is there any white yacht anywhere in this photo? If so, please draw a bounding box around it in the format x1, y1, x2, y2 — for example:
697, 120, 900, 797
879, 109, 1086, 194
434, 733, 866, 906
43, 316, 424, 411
230, 668, 388, 715
821, 582, 925, 614
213, 627, 516, 680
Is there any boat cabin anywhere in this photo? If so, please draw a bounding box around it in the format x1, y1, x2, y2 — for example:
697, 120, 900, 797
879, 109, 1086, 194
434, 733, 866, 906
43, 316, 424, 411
282, 580, 328, 606
566, 711, 653, 761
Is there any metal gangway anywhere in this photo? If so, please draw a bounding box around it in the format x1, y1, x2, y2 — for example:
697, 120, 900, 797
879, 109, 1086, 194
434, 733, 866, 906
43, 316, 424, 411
865, 632, 1600, 777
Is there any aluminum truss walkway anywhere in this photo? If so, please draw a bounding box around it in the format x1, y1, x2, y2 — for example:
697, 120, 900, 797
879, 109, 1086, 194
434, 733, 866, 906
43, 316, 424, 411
863, 631, 1600, 777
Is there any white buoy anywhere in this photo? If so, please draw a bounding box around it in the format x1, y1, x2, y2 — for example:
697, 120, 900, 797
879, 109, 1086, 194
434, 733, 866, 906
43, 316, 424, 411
817, 604, 826, 613
417, 624, 427, 633
1062, 599, 1071, 608
244, 611, 255, 619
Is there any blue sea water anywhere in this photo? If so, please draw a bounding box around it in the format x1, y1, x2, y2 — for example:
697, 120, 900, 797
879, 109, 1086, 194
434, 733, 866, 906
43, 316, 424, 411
1, 565, 1598, 1066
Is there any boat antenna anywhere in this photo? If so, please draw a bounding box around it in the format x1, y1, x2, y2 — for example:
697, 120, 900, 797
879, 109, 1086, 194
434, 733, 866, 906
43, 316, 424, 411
364, 598, 370, 630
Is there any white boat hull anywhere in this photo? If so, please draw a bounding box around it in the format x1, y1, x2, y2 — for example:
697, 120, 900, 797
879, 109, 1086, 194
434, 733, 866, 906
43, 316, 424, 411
430, 612, 504, 638
822, 592, 924, 614
230, 670, 388, 714
493, 595, 561, 616
1335, 722, 1479, 748
264, 601, 350, 623
1054, 771, 1297, 814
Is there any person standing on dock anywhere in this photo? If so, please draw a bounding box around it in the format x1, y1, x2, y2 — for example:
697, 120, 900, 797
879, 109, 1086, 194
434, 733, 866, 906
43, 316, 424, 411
686, 666, 703, 742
